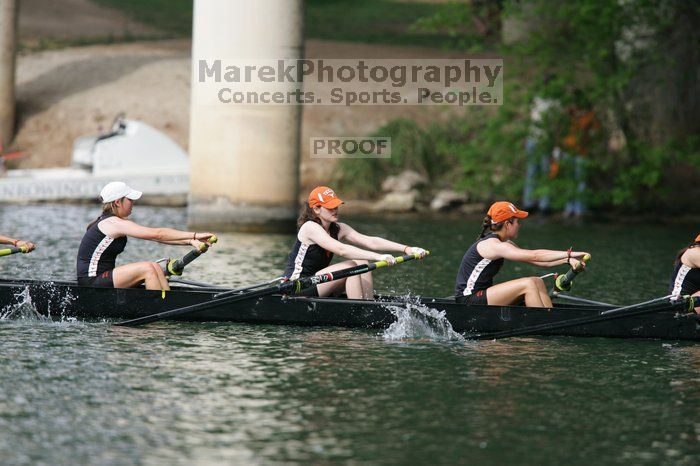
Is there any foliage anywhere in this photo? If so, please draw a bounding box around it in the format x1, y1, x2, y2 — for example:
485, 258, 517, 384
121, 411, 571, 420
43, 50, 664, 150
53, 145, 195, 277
336, 0, 699, 211
89, 0, 455, 48
334, 119, 434, 199
334, 95, 530, 203
503, 0, 700, 211
92, 0, 194, 36
306, 0, 457, 48
411, 0, 502, 51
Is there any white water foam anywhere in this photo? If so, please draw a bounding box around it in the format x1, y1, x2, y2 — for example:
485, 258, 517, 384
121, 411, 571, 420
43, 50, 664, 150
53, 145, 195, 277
382, 296, 464, 342
0, 287, 50, 322
0, 283, 78, 323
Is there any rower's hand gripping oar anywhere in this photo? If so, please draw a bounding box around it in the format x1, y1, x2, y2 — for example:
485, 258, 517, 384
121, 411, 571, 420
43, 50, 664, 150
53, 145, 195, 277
163, 235, 218, 277
0, 245, 33, 257
553, 253, 591, 292
116, 251, 429, 327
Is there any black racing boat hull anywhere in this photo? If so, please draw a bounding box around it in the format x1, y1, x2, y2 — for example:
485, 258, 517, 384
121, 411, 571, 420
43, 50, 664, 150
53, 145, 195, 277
1, 279, 698, 341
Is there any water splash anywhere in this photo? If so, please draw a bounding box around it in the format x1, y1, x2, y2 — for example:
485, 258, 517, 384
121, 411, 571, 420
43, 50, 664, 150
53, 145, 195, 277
0, 283, 78, 323
382, 297, 464, 342
36, 281, 76, 321
0, 287, 50, 322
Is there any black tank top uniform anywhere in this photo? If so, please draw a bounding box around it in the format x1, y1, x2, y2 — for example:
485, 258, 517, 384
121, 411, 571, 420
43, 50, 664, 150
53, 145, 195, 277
76, 213, 127, 287
284, 223, 339, 296
669, 257, 700, 297
455, 233, 504, 305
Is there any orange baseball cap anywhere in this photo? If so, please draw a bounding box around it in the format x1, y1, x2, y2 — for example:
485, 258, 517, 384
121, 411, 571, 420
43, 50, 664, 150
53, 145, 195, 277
487, 201, 529, 223
695, 234, 700, 243
308, 186, 344, 209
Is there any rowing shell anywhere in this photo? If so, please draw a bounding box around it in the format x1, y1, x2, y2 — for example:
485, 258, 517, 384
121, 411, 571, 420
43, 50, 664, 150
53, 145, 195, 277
0, 278, 698, 341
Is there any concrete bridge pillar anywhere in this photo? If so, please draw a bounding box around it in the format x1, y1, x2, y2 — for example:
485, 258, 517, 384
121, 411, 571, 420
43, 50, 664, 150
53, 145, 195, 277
188, 0, 304, 233
0, 0, 18, 146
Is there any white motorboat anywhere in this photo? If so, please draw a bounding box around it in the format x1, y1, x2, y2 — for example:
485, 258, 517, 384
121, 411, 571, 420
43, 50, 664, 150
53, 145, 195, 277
0, 116, 189, 205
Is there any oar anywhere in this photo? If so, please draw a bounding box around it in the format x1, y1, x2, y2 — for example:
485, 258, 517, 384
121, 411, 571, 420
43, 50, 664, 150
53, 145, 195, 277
0, 245, 31, 257
164, 235, 218, 277
168, 277, 229, 290
469, 294, 695, 340
550, 291, 618, 307
215, 276, 286, 295
169, 276, 284, 292
116, 251, 429, 327
553, 253, 591, 292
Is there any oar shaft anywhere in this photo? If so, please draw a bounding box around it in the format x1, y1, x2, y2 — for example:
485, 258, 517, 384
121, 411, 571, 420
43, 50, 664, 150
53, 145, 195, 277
600, 295, 674, 315
550, 292, 618, 307
212, 253, 421, 300
168, 277, 229, 290
117, 252, 427, 327
118, 283, 284, 326
212, 277, 285, 298
471, 295, 690, 340
121, 267, 354, 326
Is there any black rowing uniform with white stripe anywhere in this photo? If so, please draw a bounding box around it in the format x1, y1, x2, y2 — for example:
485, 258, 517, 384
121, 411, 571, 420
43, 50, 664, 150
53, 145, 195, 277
455, 233, 504, 298
283, 222, 339, 280
669, 258, 700, 297
76, 212, 127, 282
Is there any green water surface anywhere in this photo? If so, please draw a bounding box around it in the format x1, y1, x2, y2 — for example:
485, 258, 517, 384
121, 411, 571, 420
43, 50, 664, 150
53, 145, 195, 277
0, 204, 697, 465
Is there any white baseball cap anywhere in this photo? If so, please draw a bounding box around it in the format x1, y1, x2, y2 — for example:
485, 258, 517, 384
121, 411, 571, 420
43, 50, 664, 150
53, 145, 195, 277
100, 181, 142, 203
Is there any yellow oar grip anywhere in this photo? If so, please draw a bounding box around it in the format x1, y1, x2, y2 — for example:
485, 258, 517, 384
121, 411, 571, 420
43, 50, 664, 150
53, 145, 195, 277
167, 259, 181, 276
396, 250, 431, 263
0, 245, 28, 256
196, 235, 218, 253
377, 250, 431, 267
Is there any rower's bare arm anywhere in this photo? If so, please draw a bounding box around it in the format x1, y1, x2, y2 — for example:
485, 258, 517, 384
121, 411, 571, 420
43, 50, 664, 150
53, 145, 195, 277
527, 250, 590, 267
482, 241, 589, 267
302, 222, 384, 261
338, 223, 426, 256
338, 223, 405, 252
0, 235, 35, 251
101, 218, 213, 246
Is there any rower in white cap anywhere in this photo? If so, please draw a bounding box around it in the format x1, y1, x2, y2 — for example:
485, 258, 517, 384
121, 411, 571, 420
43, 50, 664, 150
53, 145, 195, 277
76, 181, 216, 291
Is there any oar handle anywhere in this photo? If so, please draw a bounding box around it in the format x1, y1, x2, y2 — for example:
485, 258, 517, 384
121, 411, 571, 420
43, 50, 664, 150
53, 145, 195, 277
554, 253, 590, 292
0, 245, 30, 257
166, 235, 218, 276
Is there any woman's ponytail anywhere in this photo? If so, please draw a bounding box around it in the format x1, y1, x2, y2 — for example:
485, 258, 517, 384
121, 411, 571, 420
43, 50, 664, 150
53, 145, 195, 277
86, 202, 118, 230
296, 204, 339, 235
477, 216, 492, 240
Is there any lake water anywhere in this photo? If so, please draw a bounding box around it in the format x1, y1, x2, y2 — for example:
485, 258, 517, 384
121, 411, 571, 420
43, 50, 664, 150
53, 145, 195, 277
0, 204, 698, 465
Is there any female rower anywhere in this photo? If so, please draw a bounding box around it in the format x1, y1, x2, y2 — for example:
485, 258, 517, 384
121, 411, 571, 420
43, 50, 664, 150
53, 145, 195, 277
455, 201, 590, 307
669, 234, 700, 313
284, 186, 427, 299
0, 235, 35, 252
76, 181, 216, 290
